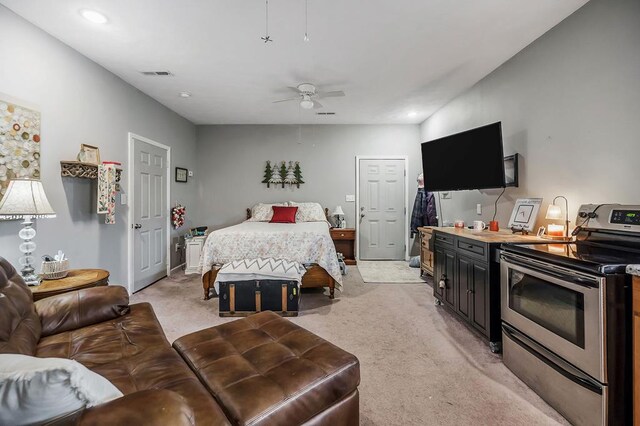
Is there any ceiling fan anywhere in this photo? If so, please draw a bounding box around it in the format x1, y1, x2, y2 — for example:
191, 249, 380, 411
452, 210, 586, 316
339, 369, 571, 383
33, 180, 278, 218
272, 83, 345, 109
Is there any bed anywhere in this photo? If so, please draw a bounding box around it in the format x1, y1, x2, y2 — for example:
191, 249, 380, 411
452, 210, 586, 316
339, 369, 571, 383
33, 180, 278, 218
200, 204, 342, 300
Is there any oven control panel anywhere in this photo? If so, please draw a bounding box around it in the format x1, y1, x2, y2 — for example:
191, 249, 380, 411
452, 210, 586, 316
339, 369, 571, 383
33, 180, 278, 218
611, 210, 640, 226
576, 204, 640, 233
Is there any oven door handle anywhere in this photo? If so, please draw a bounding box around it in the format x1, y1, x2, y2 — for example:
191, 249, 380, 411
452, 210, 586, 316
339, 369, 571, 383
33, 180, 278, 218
502, 323, 603, 395
501, 253, 600, 288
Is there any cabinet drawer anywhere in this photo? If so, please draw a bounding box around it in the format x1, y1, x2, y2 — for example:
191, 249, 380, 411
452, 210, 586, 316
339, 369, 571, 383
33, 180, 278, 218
456, 238, 486, 258
434, 233, 454, 246
331, 229, 355, 240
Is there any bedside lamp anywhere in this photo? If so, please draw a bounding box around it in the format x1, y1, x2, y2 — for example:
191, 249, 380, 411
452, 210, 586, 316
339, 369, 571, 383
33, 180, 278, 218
0, 179, 56, 285
545, 196, 569, 238
332, 205, 346, 229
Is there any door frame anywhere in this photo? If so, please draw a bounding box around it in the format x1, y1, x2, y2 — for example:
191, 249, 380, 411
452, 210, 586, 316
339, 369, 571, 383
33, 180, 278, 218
127, 132, 172, 294
355, 155, 409, 262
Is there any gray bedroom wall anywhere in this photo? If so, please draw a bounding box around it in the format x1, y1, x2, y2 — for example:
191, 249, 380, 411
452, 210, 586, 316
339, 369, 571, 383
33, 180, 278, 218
0, 6, 198, 285
195, 124, 421, 237
420, 0, 640, 228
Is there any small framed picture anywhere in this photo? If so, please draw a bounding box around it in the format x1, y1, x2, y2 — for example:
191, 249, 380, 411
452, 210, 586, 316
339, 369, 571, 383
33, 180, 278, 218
78, 144, 100, 165
537, 226, 546, 237
175, 167, 188, 183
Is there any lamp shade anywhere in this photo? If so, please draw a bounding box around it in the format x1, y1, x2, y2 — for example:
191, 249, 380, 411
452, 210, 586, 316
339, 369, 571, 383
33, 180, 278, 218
332, 205, 345, 216
545, 204, 563, 220
0, 179, 56, 219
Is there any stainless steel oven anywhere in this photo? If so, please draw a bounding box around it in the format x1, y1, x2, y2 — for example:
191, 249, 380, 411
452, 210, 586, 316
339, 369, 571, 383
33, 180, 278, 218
500, 252, 605, 381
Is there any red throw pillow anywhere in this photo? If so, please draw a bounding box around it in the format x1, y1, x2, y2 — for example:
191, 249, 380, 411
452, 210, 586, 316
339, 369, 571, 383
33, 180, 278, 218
270, 206, 298, 223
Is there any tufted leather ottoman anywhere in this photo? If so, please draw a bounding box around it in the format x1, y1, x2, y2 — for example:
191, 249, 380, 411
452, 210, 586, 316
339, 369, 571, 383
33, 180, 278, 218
173, 311, 360, 425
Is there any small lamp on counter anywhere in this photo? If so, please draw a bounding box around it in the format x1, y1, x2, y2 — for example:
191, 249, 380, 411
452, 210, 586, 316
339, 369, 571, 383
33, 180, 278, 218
545, 196, 570, 239
0, 179, 56, 286
332, 205, 346, 229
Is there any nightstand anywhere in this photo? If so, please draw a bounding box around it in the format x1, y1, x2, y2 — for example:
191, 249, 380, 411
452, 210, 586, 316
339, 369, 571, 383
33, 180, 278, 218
330, 228, 356, 265
185, 236, 207, 274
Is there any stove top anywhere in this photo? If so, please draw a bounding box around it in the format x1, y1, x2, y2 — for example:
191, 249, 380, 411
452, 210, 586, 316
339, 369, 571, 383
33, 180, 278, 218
502, 241, 640, 275
502, 204, 640, 275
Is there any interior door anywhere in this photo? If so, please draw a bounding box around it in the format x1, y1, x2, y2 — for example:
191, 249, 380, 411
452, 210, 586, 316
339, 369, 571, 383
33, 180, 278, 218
133, 137, 167, 292
359, 159, 405, 260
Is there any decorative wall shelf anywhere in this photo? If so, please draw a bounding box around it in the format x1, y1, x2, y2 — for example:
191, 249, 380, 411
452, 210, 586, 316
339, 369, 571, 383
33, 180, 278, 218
60, 161, 122, 191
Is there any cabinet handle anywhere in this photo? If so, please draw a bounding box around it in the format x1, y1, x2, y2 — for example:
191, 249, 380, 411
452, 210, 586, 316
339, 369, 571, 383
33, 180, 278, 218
467, 245, 474, 249
438, 276, 446, 289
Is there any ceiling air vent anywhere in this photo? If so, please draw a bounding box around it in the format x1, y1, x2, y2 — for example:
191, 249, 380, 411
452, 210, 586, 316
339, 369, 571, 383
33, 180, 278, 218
140, 71, 174, 76
316, 112, 336, 116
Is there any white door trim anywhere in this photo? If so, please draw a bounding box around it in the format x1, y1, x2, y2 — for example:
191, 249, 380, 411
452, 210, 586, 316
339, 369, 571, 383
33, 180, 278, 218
127, 132, 171, 295
355, 155, 409, 262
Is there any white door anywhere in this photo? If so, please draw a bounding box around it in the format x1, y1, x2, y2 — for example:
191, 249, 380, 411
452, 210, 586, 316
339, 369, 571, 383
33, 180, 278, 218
133, 137, 168, 292
358, 159, 406, 260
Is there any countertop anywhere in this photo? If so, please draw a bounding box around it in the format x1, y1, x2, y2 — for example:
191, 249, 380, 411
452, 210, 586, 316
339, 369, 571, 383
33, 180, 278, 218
627, 265, 640, 277
432, 227, 547, 244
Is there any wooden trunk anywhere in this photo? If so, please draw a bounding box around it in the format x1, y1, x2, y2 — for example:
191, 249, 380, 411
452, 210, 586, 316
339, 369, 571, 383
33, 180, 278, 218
218, 280, 299, 317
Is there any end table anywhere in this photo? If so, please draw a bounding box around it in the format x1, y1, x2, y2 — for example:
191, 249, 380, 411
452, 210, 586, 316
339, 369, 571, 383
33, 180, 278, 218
30, 269, 110, 301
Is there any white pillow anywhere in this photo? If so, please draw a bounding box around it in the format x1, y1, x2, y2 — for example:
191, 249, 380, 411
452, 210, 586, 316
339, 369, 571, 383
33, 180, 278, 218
0, 354, 123, 425
289, 202, 326, 222
247, 202, 288, 222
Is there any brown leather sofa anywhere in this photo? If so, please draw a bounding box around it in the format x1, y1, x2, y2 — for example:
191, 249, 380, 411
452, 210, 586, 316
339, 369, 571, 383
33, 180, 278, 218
0, 257, 360, 425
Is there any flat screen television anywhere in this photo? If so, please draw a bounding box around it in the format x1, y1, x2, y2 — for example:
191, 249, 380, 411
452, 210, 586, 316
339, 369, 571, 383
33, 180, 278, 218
421, 122, 505, 192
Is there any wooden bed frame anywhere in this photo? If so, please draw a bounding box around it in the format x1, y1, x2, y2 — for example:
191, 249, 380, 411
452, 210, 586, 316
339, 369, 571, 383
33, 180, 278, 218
202, 207, 336, 300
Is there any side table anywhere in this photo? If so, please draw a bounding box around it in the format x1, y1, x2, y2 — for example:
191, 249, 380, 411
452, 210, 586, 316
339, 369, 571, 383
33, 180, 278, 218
330, 228, 356, 265
30, 269, 110, 301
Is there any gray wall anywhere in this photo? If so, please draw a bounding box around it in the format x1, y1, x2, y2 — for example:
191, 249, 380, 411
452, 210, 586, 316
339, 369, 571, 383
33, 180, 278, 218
195, 125, 421, 234
0, 6, 198, 285
421, 0, 640, 228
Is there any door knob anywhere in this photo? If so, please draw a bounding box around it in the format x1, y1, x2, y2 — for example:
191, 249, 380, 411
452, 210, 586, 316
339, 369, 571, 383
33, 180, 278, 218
134, 224, 142, 229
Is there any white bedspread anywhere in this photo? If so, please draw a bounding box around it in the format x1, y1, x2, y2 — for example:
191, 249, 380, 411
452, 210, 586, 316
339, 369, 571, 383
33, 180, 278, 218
199, 221, 343, 290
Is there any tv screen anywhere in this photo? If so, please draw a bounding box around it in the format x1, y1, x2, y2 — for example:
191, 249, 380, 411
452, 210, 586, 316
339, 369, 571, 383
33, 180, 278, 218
421, 122, 505, 192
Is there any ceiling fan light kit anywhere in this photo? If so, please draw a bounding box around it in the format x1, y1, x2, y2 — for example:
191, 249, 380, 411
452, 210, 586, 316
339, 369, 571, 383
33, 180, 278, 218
272, 83, 345, 110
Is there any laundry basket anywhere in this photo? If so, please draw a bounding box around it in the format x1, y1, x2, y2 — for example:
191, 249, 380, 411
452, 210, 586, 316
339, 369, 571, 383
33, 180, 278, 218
41, 259, 70, 280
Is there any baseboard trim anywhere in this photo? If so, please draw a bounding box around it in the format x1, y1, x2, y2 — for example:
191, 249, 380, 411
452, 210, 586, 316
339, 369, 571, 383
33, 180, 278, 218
170, 263, 185, 275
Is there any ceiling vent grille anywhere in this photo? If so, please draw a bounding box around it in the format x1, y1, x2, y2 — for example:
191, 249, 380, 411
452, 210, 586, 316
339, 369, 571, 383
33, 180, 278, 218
316, 112, 336, 115
140, 71, 174, 76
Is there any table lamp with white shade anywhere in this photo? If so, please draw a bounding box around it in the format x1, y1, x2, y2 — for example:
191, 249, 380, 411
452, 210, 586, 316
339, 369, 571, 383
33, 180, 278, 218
332, 205, 346, 229
0, 179, 56, 285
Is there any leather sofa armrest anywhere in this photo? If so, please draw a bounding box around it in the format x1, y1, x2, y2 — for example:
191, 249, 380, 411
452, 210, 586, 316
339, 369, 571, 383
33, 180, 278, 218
78, 390, 195, 426
35, 286, 130, 337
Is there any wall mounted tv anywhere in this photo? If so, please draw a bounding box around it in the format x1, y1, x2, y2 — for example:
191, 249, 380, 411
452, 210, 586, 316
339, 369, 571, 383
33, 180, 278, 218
421, 122, 505, 192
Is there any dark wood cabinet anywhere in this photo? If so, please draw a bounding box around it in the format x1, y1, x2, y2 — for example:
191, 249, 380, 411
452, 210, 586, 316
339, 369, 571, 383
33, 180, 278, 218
330, 228, 356, 265
432, 229, 543, 353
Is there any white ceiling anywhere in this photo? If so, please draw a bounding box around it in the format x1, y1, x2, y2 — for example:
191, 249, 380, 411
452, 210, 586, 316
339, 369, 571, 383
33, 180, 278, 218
1, 0, 588, 125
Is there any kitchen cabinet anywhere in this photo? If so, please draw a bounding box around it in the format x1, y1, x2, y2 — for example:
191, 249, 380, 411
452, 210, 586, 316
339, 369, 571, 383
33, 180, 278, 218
432, 227, 543, 353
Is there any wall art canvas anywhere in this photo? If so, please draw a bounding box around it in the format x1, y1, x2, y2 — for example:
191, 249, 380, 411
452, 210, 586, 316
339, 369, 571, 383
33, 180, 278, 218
0, 95, 41, 198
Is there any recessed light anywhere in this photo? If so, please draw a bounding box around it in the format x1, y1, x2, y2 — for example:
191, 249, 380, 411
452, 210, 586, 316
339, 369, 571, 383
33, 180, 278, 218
179, 91, 192, 98
80, 9, 108, 24
408, 111, 418, 118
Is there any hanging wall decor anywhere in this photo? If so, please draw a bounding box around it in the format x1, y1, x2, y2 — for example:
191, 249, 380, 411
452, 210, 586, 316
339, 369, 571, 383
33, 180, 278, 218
0, 95, 41, 198
172, 204, 186, 229
262, 161, 304, 188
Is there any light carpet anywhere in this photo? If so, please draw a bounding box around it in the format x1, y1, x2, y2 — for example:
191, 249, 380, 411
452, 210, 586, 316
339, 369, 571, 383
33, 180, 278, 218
358, 260, 426, 283
131, 270, 568, 426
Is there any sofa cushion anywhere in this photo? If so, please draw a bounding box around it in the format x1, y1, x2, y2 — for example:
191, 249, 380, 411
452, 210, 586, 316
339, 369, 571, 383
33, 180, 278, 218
0, 257, 41, 356
173, 311, 360, 425
0, 353, 123, 425
37, 303, 231, 426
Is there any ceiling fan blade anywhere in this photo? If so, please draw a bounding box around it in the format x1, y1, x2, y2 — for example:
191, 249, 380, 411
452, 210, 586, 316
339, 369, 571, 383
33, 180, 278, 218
287, 86, 302, 93
319, 90, 345, 98
272, 97, 300, 103
313, 100, 324, 109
